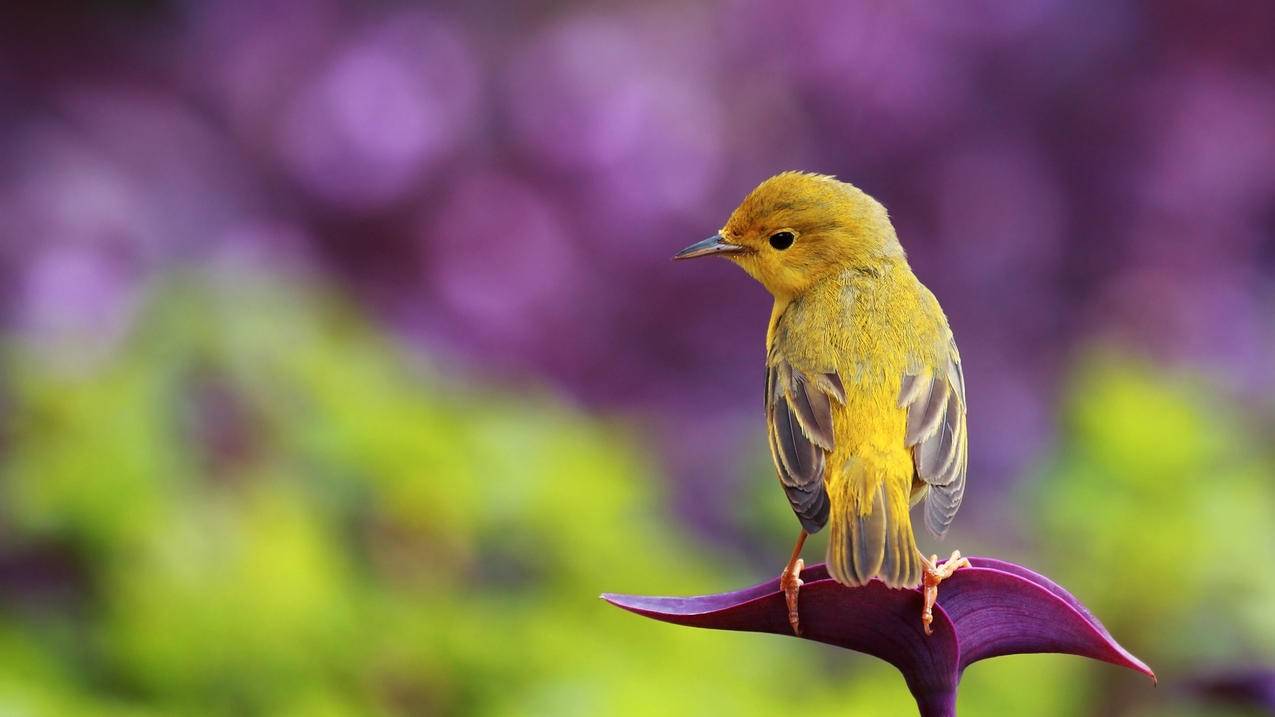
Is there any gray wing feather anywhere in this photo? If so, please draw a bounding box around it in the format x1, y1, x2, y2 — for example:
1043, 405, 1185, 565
899, 341, 968, 538
906, 378, 950, 446
790, 373, 835, 450
766, 360, 842, 533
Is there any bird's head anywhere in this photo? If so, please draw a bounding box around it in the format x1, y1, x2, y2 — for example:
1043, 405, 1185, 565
675, 171, 903, 298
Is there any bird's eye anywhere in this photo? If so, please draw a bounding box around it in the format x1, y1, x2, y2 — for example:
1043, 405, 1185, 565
769, 231, 795, 250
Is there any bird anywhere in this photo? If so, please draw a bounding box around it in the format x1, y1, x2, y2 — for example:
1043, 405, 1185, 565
675, 171, 969, 636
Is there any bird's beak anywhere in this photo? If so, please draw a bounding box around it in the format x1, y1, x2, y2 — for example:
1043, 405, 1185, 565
673, 234, 745, 260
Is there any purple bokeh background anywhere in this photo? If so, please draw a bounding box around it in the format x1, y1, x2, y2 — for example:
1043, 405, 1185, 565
2, 0, 1273, 544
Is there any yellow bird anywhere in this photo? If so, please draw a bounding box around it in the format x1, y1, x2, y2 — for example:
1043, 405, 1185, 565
675, 172, 969, 635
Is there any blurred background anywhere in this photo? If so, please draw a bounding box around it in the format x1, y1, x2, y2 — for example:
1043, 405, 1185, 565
1, 0, 1274, 715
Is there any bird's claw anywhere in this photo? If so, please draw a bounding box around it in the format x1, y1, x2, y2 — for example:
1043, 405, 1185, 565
780, 558, 804, 635
921, 550, 970, 636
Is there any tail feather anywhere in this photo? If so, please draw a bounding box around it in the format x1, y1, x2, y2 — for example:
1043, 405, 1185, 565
828, 468, 922, 589
850, 485, 886, 583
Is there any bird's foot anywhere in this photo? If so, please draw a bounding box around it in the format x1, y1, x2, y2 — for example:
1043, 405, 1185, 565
780, 558, 804, 636
921, 550, 970, 636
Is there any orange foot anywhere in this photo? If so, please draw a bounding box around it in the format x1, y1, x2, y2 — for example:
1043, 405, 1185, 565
921, 550, 970, 636
780, 558, 805, 635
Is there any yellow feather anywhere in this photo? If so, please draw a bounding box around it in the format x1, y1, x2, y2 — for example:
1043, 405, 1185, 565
696, 171, 963, 589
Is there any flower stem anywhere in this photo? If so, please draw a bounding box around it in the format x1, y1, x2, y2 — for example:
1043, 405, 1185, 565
913, 687, 957, 717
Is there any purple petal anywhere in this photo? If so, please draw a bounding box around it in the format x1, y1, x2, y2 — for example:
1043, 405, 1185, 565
605, 575, 960, 715
963, 558, 1120, 646
604, 558, 1153, 715
941, 561, 1155, 681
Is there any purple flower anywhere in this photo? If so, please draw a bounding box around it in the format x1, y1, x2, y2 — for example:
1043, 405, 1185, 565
275, 9, 479, 211
1191, 668, 1275, 712
603, 557, 1153, 717
417, 169, 582, 363
504, 9, 725, 222
726, 1, 970, 154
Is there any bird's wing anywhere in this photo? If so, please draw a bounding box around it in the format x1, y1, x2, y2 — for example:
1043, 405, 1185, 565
766, 357, 845, 533
898, 338, 968, 538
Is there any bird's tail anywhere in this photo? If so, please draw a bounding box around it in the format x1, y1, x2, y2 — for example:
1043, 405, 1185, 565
826, 462, 922, 589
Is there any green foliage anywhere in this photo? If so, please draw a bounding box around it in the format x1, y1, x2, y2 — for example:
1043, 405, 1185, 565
0, 277, 1265, 715
0, 273, 902, 715
1031, 351, 1275, 712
